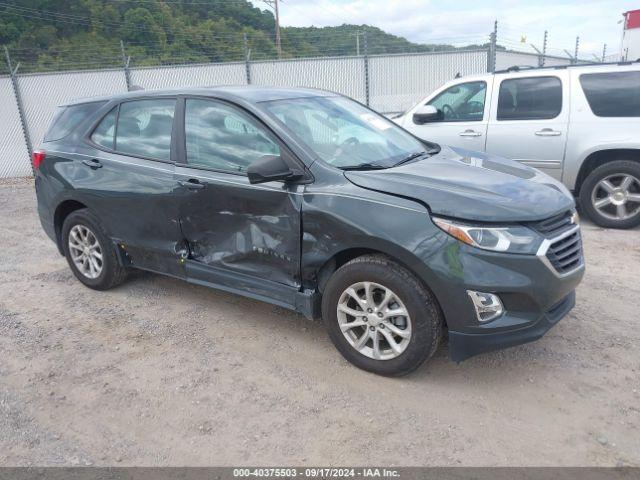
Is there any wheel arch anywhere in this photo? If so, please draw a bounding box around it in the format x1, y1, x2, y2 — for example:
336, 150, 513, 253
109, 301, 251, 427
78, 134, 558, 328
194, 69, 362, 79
575, 149, 640, 194
53, 199, 88, 254
313, 244, 448, 328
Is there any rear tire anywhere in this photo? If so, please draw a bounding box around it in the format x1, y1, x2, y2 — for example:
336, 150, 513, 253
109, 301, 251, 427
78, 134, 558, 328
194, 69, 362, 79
321, 254, 443, 376
579, 160, 640, 229
62, 209, 128, 290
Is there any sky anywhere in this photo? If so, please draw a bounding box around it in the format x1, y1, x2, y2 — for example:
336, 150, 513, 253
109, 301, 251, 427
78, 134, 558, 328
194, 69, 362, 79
253, 0, 639, 59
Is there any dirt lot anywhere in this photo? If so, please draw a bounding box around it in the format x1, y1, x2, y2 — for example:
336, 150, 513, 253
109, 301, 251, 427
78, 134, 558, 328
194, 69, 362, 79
0, 178, 638, 467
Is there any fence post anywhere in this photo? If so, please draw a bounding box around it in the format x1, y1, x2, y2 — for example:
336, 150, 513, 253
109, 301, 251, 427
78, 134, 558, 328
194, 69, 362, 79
488, 20, 497, 73
120, 40, 132, 91
243, 33, 252, 85
363, 31, 370, 106
4, 46, 34, 174
541, 30, 548, 67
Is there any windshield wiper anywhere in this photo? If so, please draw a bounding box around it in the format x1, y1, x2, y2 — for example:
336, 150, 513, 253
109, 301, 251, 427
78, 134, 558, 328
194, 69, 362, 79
393, 151, 428, 167
339, 163, 388, 171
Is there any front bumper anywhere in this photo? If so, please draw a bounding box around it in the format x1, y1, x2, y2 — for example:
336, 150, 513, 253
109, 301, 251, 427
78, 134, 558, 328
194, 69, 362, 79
448, 290, 575, 362
416, 228, 584, 362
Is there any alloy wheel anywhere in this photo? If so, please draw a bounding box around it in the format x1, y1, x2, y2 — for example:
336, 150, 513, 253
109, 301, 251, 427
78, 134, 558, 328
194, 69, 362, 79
68, 224, 103, 279
337, 281, 412, 360
591, 174, 640, 221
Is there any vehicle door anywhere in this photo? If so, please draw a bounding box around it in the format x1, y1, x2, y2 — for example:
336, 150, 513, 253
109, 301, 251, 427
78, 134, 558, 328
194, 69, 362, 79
404, 79, 491, 152
83, 97, 184, 276
173, 97, 303, 302
485, 72, 569, 180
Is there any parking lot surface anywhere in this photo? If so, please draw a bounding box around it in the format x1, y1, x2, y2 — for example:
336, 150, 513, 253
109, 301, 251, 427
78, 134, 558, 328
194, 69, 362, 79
0, 178, 638, 466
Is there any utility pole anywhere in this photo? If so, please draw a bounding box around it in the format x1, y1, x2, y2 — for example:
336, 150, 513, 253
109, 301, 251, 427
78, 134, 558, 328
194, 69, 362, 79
352, 30, 363, 56
263, 0, 282, 59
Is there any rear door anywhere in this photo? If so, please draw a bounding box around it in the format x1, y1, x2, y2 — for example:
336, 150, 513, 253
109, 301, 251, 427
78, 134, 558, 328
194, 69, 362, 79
81, 97, 184, 276
173, 96, 303, 302
403, 79, 491, 152
485, 72, 569, 180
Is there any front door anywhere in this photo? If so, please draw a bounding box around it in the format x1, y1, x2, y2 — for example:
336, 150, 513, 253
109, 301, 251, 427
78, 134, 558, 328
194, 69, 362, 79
174, 97, 302, 304
485, 73, 569, 180
407, 80, 490, 152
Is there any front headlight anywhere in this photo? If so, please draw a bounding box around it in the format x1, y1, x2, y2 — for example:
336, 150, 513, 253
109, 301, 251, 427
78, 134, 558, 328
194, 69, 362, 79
432, 216, 543, 254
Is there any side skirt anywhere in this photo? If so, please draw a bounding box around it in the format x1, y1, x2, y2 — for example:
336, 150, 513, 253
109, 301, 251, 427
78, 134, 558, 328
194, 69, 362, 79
185, 260, 320, 320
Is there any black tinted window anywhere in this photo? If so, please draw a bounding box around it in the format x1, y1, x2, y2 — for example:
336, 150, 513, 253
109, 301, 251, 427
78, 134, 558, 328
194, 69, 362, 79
580, 72, 640, 117
115, 99, 175, 161
91, 107, 117, 149
497, 77, 562, 120
44, 101, 106, 142
185, 99, 280, 173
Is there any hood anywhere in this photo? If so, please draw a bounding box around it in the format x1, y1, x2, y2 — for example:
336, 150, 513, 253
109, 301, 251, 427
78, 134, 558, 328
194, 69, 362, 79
344, 146, 575, 223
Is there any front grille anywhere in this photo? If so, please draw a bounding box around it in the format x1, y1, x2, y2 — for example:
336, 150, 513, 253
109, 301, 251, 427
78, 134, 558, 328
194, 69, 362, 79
531, 211, 574, 237
546, 230, 583, 274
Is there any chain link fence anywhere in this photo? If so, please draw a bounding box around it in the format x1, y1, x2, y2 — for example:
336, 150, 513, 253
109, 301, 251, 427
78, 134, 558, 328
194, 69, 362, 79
0, 25, 612, 178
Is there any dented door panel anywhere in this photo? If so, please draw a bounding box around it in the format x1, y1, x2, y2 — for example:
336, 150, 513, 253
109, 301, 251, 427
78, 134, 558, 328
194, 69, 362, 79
174, 165, 302, 287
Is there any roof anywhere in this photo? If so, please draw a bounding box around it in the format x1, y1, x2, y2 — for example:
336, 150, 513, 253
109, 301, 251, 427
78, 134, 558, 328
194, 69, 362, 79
63, 85, 335, 107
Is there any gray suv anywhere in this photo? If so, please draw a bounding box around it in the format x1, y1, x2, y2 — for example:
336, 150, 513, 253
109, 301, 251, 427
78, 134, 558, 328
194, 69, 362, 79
34, 87, 584, 376
395, 62, 640, 229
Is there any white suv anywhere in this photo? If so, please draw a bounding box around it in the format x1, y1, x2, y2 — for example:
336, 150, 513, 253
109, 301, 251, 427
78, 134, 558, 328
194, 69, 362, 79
394, 62, 640, 229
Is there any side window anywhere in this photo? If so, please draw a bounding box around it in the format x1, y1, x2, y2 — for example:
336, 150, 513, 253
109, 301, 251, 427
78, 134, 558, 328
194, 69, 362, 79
115, 99, 176, 161
427, 81, 486, 122
44, 101, 106, 142
185, 99, 280, 174
580, 72, 640, 117
497, 77, 562, 121
91, 107, 117, 149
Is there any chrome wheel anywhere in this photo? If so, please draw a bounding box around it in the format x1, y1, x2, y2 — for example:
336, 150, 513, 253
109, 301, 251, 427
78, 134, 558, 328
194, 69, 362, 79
68, 225, 103, 279
591, 174, 640, 221
337, 281, 412, 360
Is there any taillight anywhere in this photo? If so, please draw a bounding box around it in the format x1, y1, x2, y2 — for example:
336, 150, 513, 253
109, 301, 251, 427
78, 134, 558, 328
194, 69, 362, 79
32, 150, 46, 169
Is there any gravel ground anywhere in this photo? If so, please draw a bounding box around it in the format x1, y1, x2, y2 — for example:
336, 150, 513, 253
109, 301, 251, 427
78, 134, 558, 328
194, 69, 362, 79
0, 178, 639, 467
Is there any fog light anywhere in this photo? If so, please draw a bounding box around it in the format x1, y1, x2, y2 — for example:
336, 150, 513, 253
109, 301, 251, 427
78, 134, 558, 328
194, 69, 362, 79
467, 291, 504, 323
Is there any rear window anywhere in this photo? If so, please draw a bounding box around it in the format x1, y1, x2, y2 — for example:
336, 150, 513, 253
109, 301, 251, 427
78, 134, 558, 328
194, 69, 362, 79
43, 101, 106, 142
497, 76, 562, 121
580, 71, 640, 117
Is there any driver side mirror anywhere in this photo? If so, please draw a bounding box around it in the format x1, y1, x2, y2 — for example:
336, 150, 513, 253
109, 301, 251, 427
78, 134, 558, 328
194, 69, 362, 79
247, 154, 303, 184
413, 105, 442, 125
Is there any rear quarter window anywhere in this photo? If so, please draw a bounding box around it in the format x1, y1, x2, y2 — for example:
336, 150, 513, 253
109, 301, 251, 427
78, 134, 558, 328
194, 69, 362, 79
579, 71, 640, 117
43, 101, 106, 142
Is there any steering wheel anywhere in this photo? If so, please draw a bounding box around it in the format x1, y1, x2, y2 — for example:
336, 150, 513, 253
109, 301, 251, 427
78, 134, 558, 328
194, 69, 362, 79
442, 104, 457, 120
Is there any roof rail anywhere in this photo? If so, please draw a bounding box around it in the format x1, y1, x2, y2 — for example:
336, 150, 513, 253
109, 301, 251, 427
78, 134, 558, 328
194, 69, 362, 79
503, 65, 537, 72
494, 58, 640, 74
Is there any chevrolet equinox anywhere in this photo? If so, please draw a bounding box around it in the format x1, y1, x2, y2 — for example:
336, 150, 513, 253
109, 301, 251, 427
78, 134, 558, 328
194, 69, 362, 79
34, 87, 585, 376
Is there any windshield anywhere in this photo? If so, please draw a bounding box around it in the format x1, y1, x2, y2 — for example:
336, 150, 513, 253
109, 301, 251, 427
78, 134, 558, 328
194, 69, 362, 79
262, 96, 430, 169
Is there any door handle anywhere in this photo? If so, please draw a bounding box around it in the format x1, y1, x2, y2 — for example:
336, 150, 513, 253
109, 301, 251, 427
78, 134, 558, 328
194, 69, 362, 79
459, 129, 482, 137
177, 179, 205, 190
81, 159, 102, 169
535, 129, 562, 136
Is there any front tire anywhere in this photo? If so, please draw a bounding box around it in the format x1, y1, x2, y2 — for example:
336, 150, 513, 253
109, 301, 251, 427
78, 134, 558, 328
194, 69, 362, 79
62, 209, 128, 290
321, 254, 443, 376
579, 160, 640, 229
